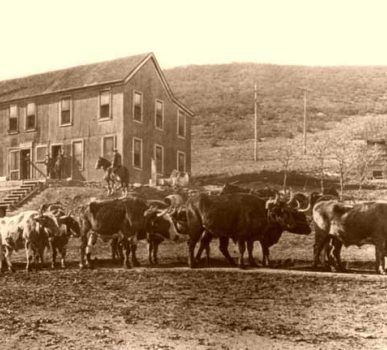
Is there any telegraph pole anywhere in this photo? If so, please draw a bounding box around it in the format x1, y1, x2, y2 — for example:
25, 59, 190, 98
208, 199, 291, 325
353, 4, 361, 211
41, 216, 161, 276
254, 83, 258, 161
298, 87, 312, 155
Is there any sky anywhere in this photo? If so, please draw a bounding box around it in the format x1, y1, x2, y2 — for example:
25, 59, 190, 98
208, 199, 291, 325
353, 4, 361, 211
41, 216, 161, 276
1, 0, 387, 80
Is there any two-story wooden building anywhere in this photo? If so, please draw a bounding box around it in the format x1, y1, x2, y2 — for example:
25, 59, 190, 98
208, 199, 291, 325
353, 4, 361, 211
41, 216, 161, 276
0, 53, 192, 183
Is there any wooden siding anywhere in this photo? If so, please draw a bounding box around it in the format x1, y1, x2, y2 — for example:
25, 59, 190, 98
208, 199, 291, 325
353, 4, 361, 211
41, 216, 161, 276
0, 85, 124, 181
123, 59, 191, 183
0, 56, 191, 183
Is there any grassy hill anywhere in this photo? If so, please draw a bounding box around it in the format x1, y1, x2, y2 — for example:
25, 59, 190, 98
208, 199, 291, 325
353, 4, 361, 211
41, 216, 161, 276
165, 63, 387, 180
166, 63, 387, 142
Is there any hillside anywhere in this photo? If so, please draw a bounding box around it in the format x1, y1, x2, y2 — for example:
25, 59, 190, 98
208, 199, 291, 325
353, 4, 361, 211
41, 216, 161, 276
166, 63, 387, 141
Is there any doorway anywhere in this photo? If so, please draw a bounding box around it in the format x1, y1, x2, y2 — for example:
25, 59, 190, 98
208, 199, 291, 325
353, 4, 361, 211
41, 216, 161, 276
20, 149, 31, 180
51, 145, 62, 160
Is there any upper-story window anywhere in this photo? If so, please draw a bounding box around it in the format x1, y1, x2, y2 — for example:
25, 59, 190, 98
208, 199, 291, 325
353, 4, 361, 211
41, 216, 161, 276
155, 100, 164, 130
60, 97, 72, 126
9, 105, 18, 132
26, 102, 36, 130
133, 91, 143, 122
177, 110, 186, 138
99, 90, 111, 119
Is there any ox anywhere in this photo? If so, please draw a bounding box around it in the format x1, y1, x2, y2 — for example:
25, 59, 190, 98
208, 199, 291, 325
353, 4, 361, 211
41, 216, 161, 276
0, 210, 58, 272
185, 193, 306, 268
312, 199, 351, 271
110, 197, 185, 265
40, 203, 81, 268
326, 201, 387, 274
79, 196, 181, 268
195, 196, 311, 267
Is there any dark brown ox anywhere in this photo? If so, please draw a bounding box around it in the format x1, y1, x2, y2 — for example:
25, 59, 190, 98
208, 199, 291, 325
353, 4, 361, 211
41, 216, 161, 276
186, 193, 304, 268
326, 201, 387, 274
79, 196, 180, 268
195, 197, 311, 266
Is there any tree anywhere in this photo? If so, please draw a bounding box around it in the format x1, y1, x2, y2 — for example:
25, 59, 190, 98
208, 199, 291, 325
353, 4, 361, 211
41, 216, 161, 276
277, 140, 298, 192
353, 142, 383, 190
330, 137, 357, 200
310, 137, 331, 193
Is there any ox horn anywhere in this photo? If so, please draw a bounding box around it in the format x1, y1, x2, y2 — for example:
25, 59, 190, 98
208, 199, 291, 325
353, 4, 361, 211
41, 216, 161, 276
297, 195, 312, 213
157, 208, 170, 217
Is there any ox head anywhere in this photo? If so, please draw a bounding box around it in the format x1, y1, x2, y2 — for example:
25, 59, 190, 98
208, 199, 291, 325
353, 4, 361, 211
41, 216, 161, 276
143, 206, 182, 242
266, 193, 311, 235
328, 203, 352, 240
34, 214, 60, 238
57, 211, 81, 237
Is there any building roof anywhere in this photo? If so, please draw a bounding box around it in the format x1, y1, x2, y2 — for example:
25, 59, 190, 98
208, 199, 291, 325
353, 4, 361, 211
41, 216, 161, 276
0, 53, 193, 115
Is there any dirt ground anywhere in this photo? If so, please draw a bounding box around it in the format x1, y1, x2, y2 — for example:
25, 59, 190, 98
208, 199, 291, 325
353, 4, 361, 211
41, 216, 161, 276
1, 235, 387, 350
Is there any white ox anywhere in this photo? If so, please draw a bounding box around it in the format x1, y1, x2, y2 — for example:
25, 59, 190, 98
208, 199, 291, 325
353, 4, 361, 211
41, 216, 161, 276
0, 210, 58, 272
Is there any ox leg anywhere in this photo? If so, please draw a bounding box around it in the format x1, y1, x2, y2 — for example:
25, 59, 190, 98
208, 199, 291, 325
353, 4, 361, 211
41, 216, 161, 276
188, 238, 199, 268
313, 229, 328, 269
219, 237, 236, 266
247, 240, 258, 267
84, 232, 97, 269
153, 241, 160, 265
60, 247, 67, 269
261, 244, 270, 267
131, 243, 140, 267
237, 239, 246, 269
0, 246, 3, 273
147, 235, 154, 265
196, 231, 212, 264
375, 238, 386, 275
25, 242, 33, 272
122, 239, 131, 269
111, 235, 119, 262
332, 239, 345, 272
4, 247, 14, 272
79, 239, 87, 269
50, 239, 56, 269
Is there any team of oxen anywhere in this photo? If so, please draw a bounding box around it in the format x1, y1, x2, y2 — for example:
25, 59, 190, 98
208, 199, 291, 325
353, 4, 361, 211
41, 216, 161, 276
1, 183, 387, 274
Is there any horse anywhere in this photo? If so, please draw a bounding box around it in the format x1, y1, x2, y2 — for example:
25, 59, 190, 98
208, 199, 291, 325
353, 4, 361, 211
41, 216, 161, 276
95, 157, 130, 196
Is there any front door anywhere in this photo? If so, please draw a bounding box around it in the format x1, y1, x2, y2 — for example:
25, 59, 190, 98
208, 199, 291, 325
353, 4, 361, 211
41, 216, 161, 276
20, 149, 31, 180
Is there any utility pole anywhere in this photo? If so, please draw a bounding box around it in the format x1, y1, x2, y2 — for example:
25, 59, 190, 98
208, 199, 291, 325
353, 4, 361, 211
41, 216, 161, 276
297, 87, 312, 155
254, 83, 258, 161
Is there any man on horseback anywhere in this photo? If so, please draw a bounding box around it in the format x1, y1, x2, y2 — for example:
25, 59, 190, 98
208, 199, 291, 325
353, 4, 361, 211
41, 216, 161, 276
111, 148, 122, 176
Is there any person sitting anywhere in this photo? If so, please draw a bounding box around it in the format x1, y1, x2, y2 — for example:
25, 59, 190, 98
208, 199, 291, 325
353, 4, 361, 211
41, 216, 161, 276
111, 148, 122, 175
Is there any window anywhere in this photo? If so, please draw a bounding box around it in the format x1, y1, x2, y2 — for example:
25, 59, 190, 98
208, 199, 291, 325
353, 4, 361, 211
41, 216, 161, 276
133, 91, 143, 122
9, 150, 20, 180
177, 110, 186, 138
155, 100, 164, 130
72, 140, 84, 170
154, 144, 164, 175
177, 151, 186, 172
99, 90, 111, 119
9, 105, 18, 132
26, 102, 36, 130
60, 97, 72, 125
133, 138, 143, 169
373, 170, 383, 179
102, 136, 116, 160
